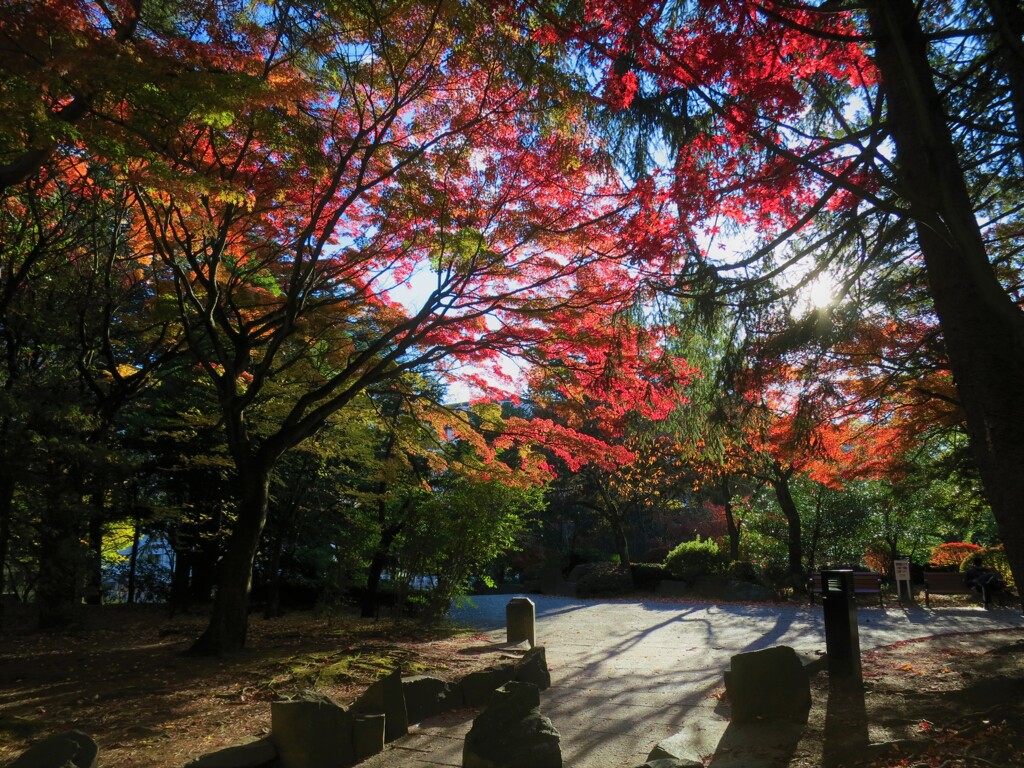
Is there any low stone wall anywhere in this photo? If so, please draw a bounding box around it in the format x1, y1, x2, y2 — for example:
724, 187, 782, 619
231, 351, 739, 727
9, 644, 824, 768
193, 645, 552, 768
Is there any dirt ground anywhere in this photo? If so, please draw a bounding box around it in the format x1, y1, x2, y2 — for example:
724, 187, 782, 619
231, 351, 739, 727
793, 627, 1024, 768
1, 602, 1022, 768
0, 604, 499, 768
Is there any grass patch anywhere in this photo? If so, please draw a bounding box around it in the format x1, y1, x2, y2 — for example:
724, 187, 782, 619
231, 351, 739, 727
280, 646, 430, 688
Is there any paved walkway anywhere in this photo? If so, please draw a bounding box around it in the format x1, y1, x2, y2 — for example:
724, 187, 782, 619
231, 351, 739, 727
361, 595, 1024, 768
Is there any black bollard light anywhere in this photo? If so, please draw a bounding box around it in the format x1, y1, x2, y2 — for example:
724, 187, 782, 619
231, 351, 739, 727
821, 569, 862, 681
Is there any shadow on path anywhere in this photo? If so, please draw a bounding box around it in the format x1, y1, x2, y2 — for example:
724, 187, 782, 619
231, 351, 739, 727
707, 719, 804, 768
822, 675, 869, 768
704, 673, 868, 768
739, 610, 799, 654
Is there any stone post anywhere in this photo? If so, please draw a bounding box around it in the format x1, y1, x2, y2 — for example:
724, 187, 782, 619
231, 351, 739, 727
506, 597, 536, 647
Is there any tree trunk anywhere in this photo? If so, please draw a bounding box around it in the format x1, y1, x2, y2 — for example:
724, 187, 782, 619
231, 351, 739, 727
85, 507, 104, 605
868, 0, 1024, 592
127, 519, 140, 604
887, 536, 899, 576
984, 0, 1024, 166
882, 503, 899, 576
361, 520, 404, 619
0, 470, 13, 596
612, 520, 631, 569
770, 466, 804, 586
806, 497, 823, 573
720, 478, 740, 561
37, 502, 86, 628
189, 543, 218, 605
167, 535, 192, 616
595, 481, 631, 567
262, 524, 285, 620
0, 471, 12, 632
190, 461, 271, 655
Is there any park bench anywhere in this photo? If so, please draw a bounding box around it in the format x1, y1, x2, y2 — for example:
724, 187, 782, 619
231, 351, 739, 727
807, 571, 884, 607
922, 570, 1000, 607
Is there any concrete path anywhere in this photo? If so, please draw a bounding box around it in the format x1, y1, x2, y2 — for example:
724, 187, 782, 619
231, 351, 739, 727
361, 596, 1024, 768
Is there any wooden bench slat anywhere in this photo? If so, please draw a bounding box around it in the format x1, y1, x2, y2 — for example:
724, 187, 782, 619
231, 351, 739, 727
807, 572, 884, 606
923, 570, 976, 607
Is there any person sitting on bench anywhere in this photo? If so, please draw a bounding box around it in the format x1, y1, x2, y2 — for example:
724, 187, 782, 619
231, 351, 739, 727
964, 556, 1004, 607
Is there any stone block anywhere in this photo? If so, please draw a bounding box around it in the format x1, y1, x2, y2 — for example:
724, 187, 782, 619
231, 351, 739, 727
352, 713, 385, 762
456, 665, 517, 708
646, 715, 729, 763
402, 675, 457, 723
185, 738, 277, 768
723, 645, 810, 723
506, 597, 536, 647
514, 646, 550, 690
352, 668, 408, 742
462, 682, 561, 768
271, 691, 353, 768
9, 731, 97, 768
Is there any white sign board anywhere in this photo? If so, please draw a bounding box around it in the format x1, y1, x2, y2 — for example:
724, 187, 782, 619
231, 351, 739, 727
893, 558, 912, 600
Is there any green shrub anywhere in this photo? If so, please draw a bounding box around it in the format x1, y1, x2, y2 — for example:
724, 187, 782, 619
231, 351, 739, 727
755, 562, 792, 591
630, 562, 669, 591
575, 563, 633, 597
726, 560, 758, 583
664, 536, 728, 583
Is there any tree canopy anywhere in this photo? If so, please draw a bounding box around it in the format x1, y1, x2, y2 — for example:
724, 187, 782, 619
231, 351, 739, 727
1, 0, 1020, 650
